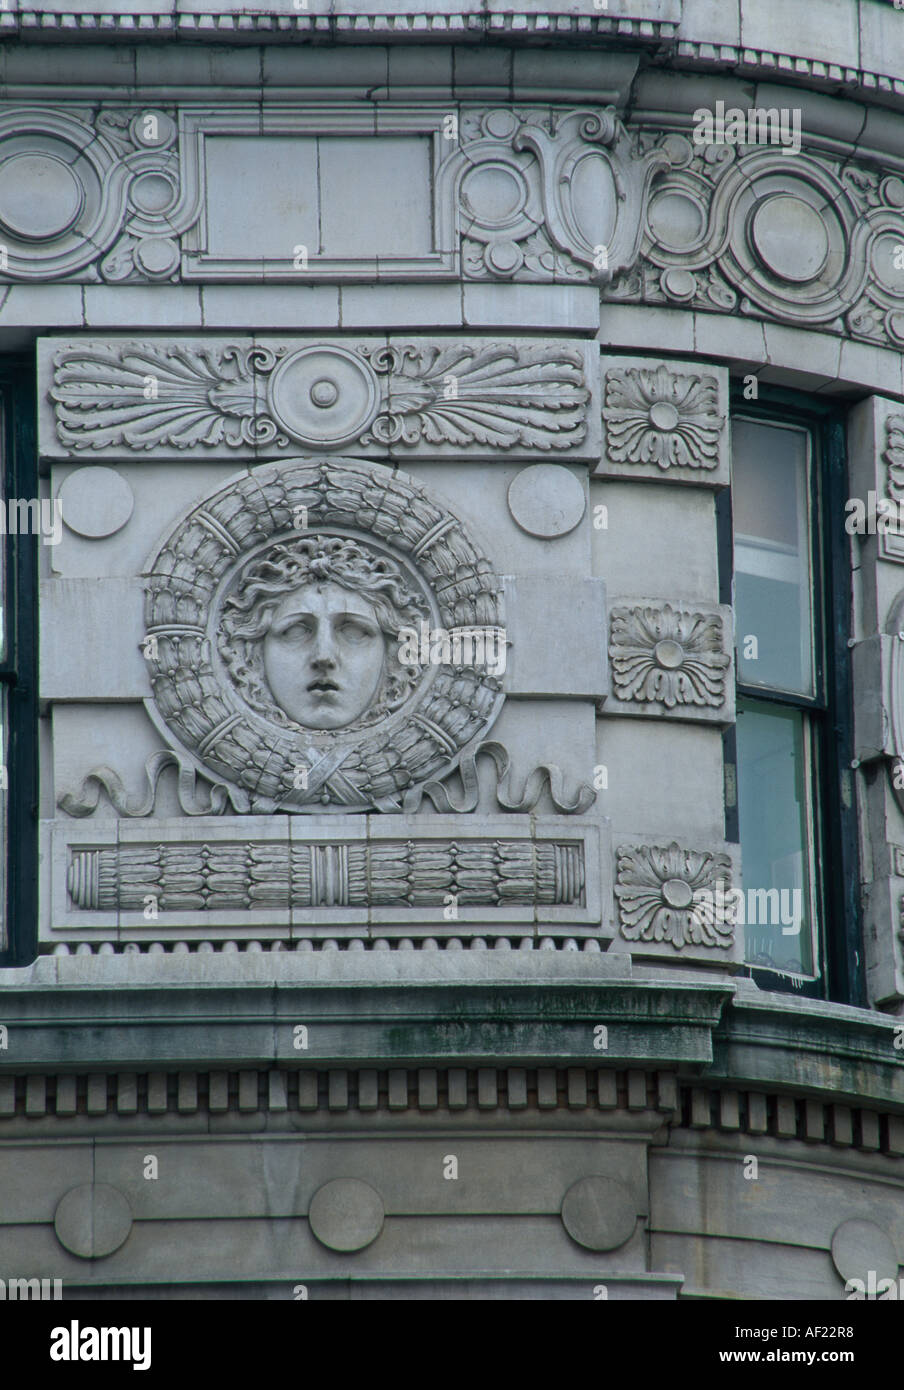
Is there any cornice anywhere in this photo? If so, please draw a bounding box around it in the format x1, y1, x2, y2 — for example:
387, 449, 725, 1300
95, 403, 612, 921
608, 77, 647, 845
0, 4, 902, 114
0, 967, 902, 1112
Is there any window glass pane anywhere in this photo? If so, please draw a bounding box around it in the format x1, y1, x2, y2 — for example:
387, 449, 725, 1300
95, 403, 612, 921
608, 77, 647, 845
735, 697, 817, 980
732, 418, 813, 696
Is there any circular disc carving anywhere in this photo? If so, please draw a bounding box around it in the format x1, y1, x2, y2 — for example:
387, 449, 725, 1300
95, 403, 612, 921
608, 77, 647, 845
750, 194, 830, 284
309, 1179, 385, 1252
648, 189, 706, 252
143, 457, 505, 813
54, 1184, 133, 1259
831, 1219, 899, 1285
714, 154, 857, 322
267, 347, 379, 447
130, 170, 177, 215
507, 463, 586, 538
461, 162, 529, 228
0, 152, 83, 241
59, 466, 134, 538
561, 1177, 636, 1252
134, 235, 179, 278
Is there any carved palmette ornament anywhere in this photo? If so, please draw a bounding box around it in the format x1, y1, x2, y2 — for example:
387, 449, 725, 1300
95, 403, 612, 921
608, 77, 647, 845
67, 838, 585, 912
142, 456, 505, 814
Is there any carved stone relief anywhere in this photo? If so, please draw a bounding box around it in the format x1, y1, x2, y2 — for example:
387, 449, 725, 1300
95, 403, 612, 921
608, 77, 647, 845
48, 815, 608, 940
879, 415, 904, 564
614, 840, 736, 953
449, 106, 667, 283
136, 456, 508, 814
7, 104, 662, 285
603, 132, 904, 351
0, 107, 197, 283
41, 337, 598, 460
603, 601, 733, 724
596, 356, 729, 485
67, 837, 587, 913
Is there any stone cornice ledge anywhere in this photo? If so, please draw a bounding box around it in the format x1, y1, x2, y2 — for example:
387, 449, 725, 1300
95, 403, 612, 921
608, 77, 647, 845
1, 2, 903, 110
1, 960, 903, 1109
0, 966, 730, 1070
711, 987, 904, 1112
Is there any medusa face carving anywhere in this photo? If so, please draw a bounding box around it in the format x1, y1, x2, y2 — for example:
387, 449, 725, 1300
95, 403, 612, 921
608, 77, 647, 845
143, 457, 504, 812
217, 537, 429, 732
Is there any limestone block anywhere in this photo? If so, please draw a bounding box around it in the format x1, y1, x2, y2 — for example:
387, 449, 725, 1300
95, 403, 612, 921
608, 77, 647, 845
596, 720, 726, 843
335, 285, 463, 330
591, 480, 719, 603
651, 1231, 841, 1301
860, 2, 904, 84
89, 1134, 649, 1224
740, 0, 860, 69
50, 704, 182, 825
861, 837, 904, 1008
0, 1145, 94, 1224
848, 395, 904, 636
504, 575, 607, 699
0, 1212, 648, 1285
678, 0, 741, 46
462, 284, 601, 331
402, 460, 593, 577
49, 461, 241, 581
650, 1147, 904, 1261
597, 356, 730, 487
200, 285, 341, 331
321, 139, 433, 259
39, 577, 147, 702
203, 134, 321, 263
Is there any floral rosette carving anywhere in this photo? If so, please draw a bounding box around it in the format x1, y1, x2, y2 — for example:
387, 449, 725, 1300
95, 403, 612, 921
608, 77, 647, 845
609, 604, 730, 709
615, 841, 735, 950
604, 365, 722, 470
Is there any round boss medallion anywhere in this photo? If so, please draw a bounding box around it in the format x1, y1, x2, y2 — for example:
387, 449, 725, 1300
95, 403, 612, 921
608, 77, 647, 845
142, 457, 505, 813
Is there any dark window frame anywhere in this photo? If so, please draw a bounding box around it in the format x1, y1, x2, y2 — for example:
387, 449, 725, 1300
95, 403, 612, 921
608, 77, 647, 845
0, 361, 38, 968
718, 382, 862, 1007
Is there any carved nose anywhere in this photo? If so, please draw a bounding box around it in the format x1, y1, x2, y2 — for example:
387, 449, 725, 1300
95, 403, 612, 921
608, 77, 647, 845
311, 650, 337, 670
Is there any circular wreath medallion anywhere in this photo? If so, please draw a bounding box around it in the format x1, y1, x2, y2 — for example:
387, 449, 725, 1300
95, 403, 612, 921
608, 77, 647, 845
143, 457, 505, 812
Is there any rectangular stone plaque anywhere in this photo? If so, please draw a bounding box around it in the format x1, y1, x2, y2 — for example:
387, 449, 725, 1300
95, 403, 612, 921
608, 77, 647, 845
45, 813, 611, 944
181, 108, 455, 280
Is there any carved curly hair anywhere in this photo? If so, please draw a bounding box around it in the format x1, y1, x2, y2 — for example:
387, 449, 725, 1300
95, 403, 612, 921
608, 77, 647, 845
217, 535, 431, 730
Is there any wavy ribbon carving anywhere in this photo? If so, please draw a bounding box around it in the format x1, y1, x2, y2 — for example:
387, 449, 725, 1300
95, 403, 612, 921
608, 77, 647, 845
58, 742, 594, 819
58, 751, 232, 819
400, 740, 596, 815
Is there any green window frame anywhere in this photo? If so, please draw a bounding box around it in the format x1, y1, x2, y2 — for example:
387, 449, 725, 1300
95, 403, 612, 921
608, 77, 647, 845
0, 362, 38, 968
719, 384, 861, 1004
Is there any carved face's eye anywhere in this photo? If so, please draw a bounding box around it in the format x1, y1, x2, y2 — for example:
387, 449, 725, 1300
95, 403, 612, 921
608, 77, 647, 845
276, 618, 315, 643
336, 617, 378, 645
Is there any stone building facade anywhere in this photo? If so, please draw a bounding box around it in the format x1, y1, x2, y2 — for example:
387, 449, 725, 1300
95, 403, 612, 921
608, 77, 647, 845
0, 0, 903, 1300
